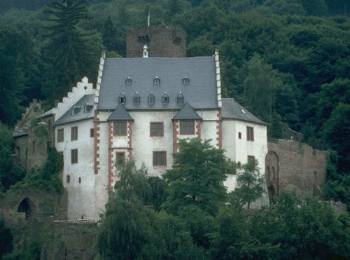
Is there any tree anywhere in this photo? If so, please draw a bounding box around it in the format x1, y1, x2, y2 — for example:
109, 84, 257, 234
102, 16, 117, 51
42, 0, 99, 101
0, 218, 13, 258
0, 124, 25, 191
230, 158, 265, 209
163, 139, 233, 215
242, 54, 283, 123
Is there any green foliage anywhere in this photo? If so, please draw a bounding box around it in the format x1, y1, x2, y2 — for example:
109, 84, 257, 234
0, 124, 25, 191
0, 218, 13, 258
163, 139, 233, 216
230, 158, 265, 209
11, 148, 63, 193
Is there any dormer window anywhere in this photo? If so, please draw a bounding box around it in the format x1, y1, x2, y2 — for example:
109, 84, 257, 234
72, 106, 81, 115
182, 77, 190, 86
148, 94, 155, 106
118, 95, 126, 105
161, 93, 169, 106
125, 77, 132, 86
133, 94, 141, 106
153, 77, 161, 87
84, 104, 93, 113
176, 93, 184, 105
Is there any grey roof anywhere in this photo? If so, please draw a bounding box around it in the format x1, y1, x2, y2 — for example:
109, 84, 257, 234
98, 56, 218, 110
173, 103, 202, 120
222, 98, 266, 125
108, 104, 133, 121
55, 95, 95, 126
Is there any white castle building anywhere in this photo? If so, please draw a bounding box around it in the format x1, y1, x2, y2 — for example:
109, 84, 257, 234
49, 48, 268, 220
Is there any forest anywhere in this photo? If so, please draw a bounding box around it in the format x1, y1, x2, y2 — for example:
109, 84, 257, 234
0, 0, 350, 258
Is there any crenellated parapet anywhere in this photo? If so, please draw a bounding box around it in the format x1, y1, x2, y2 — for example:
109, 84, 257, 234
53, 77, 95, 121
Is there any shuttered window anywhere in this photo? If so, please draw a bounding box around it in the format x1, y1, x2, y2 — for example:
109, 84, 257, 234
114, 121, 127, 136
153, 151, 166, 166
150, 122, 164, 137
247, 126, 254, 141
180, 120, 195, 135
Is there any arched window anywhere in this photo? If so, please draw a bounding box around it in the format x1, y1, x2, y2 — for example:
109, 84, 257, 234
148, 94, 155, 106
182, 77, 190, 86
161, 93, 170, 106
133, 94, 141, 106
118, 95, 126, 105
176, 93, 184, 105
125, 77, 133, 86
153, 77, 161, 87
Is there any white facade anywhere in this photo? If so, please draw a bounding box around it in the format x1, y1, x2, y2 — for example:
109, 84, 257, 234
52, 54, 269, 220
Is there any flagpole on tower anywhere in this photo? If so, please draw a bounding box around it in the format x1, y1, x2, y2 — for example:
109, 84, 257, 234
147, 8, 151, 27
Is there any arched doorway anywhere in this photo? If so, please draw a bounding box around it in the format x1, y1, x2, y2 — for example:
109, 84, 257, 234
265, 151, 279, 202
17, 198, 36, 220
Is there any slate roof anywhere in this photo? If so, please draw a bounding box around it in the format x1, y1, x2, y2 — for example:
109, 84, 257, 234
222, 98, 266, 125
55, 95, 95, 126
98, 57, 218, 110
108, 104, 133, 121
173, 103, 202, 120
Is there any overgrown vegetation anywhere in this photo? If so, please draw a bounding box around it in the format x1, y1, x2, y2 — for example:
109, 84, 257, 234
98, 139, 350, 259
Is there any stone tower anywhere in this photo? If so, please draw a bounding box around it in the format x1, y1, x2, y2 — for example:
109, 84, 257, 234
126, 26, 187, 58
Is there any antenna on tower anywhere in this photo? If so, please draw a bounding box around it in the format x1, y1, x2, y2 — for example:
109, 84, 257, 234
147, 8, 151, 27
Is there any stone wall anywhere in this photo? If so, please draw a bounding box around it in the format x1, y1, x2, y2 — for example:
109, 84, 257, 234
127, 26, 187, 58
266, 139, 327, 200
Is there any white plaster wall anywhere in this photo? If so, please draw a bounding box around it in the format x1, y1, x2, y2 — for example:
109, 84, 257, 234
222, 119, 268, 203
131, 111, 176, 177
55, 119, 97, 220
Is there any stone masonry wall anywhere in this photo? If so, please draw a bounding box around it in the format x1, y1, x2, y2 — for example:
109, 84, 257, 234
266, 139, 327, 200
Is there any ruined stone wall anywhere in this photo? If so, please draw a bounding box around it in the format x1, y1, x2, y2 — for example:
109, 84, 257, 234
127, 26, 187, 58
266, 139, 327, 200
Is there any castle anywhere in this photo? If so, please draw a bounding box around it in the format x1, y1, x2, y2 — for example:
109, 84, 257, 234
13, 26, 325, 221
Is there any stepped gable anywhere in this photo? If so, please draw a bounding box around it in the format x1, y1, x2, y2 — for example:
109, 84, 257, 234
108, 104, 133, 121
221, 98, 266, 125
173, 103, 202, 120
97, 56, 218, 110
55, 95, 95, 126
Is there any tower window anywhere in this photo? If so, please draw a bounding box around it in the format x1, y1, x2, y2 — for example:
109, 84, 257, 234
150, 122, 164, 137
114, 121, 127, 136
57, 129, 64, 143
118, 95, 127, 105
153, 77, 161, 87
78, 177, 81, 184
148, 94, 155, 106
133, 94, 141, 106
66, 175, 70, 184
176, 93, 184, 105
71, 149, 78, 164
247, 126, 254, 141
161, 94, 169, 106
125, 77, 132, 86
182, 77, 190, 86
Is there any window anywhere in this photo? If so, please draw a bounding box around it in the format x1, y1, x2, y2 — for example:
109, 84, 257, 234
57, 129, 64, 143
66, 175, 70, 184
150, 122, 164, 137
247, 155, 255, 165
176, 93, 184, 105
71, 149, 78, 164
182, 77, 190, 86
90, 128, 94, 138
153, 151, 167, 167
133, 94, 141, 106
114, 121, 127, 136
32, 141, 36, 153
125, 77, 132, 86
153, 77, 161, 87
116, 152, 126, 166
247, 126, 254, 141
72, 105, 81, 115
238, 132, 242, 139
71, 126, 78, 141
78, 177, 81, 184
180, 120, 195, 135
161, 94, 169, 106
148, 94, 155, 106
84, 104, 93, 113
118, 95, 127, 105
